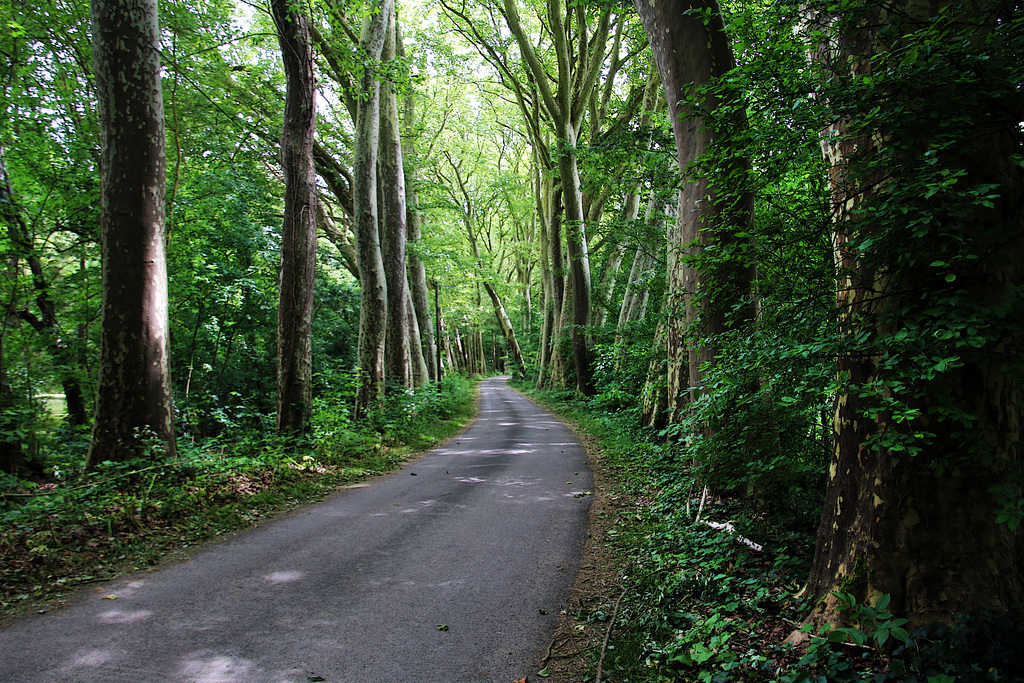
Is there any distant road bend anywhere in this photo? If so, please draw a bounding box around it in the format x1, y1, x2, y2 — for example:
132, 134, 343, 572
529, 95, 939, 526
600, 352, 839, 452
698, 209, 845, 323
0, 376, 593, 683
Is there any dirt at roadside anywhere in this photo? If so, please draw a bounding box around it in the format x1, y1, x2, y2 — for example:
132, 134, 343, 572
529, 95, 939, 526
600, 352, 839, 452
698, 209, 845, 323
536, 428, 635, 683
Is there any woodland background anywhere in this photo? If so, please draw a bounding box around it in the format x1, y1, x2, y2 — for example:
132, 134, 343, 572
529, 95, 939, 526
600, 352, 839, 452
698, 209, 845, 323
2, 0, 1023, 681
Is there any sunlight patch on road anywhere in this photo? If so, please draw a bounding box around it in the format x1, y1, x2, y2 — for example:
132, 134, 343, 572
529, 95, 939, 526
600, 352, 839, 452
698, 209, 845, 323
263, 570, 305, 584
502, 493, 556, 503
177, 653, 256, 682
97, 609, 153, 624
368, 577, 466, 589
469, 448, 536, 455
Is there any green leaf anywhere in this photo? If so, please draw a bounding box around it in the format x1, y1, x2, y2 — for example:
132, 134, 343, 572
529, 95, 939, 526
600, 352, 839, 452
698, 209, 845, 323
826, 629, 847, 643
890, 626, 910, 644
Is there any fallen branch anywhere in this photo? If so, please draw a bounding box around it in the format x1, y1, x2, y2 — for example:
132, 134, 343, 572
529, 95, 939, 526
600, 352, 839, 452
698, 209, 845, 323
595, 584, 628, 683
694, 485, 709, 523
703, 520, 764, 552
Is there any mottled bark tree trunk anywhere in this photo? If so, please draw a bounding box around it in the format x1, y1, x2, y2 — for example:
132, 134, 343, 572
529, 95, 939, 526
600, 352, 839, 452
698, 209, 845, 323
501, 0, 610, 395
616, 246, 654, 329
640, 311, 669, 429
558, 123, 595, 394
546, 188, 567, 388
532, 184, 557, 387
633, 0, 755, 423
405, 289, 429, 386
353, 0, 392, 417
403, 91, 437, 382
272, 0, 318, 435
87, 0, 176, 465
380, 5, 411, 390
592, 195, 636, 328
615, 195, 668, 372
802, 0, 1024, 627
593, 78, 663, 329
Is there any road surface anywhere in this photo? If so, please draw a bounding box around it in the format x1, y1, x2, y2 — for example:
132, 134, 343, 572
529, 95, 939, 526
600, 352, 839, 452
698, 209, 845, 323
0, 377, 592, 682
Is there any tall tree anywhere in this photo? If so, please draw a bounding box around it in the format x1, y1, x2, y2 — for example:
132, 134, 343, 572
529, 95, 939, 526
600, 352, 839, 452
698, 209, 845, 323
353, 0, 393, 416
500, 0, 611, 394
402, 46, 438, 383
800, 0, 1024, 627
632, 0, 756, 423
272, 0, 318, 435
87, 0, 175, 465
380, 5, 412, 388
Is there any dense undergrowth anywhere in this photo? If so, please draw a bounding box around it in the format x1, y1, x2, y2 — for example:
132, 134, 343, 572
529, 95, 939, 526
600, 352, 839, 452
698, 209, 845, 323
519, 381, 1024, 683
0, 375, 477, 622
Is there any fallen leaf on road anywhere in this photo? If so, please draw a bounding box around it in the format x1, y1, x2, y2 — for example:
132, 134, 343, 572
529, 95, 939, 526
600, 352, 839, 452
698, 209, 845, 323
437, 624, 449, 631
102, 594, 117, 600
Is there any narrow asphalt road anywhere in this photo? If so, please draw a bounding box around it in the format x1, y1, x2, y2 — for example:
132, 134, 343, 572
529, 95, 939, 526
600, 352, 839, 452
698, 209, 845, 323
0, 377, 592, 683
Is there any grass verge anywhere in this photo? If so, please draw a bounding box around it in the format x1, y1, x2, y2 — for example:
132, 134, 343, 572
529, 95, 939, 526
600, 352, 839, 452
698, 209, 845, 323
0, 376, 478, 625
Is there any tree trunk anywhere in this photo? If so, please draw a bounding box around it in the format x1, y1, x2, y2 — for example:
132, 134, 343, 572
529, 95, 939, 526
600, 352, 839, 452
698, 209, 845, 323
633, 0, 756, 423
272, 0, 318, 435
483, 282, 526, 376
546, 188, 567, 388
380, 6, 411, 390
500, 0, 609, 395
615, 196, 667, 371
616, 246, 653, 328
406, 288, 429, 387
535, 165, 557, 387
802, 0, 1024, 627
558, 124, 594, 395
594, 78, 663, 329
87, 0, 176, 465
640, 311, 669, 429
399, 27, 437, 384
548, 273, 572, 390
592, 194, 637, 328
353, 0, 393, 417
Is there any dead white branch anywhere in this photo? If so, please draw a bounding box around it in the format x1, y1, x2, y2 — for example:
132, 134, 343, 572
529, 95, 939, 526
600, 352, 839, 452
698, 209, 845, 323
703, 520, 764, 552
